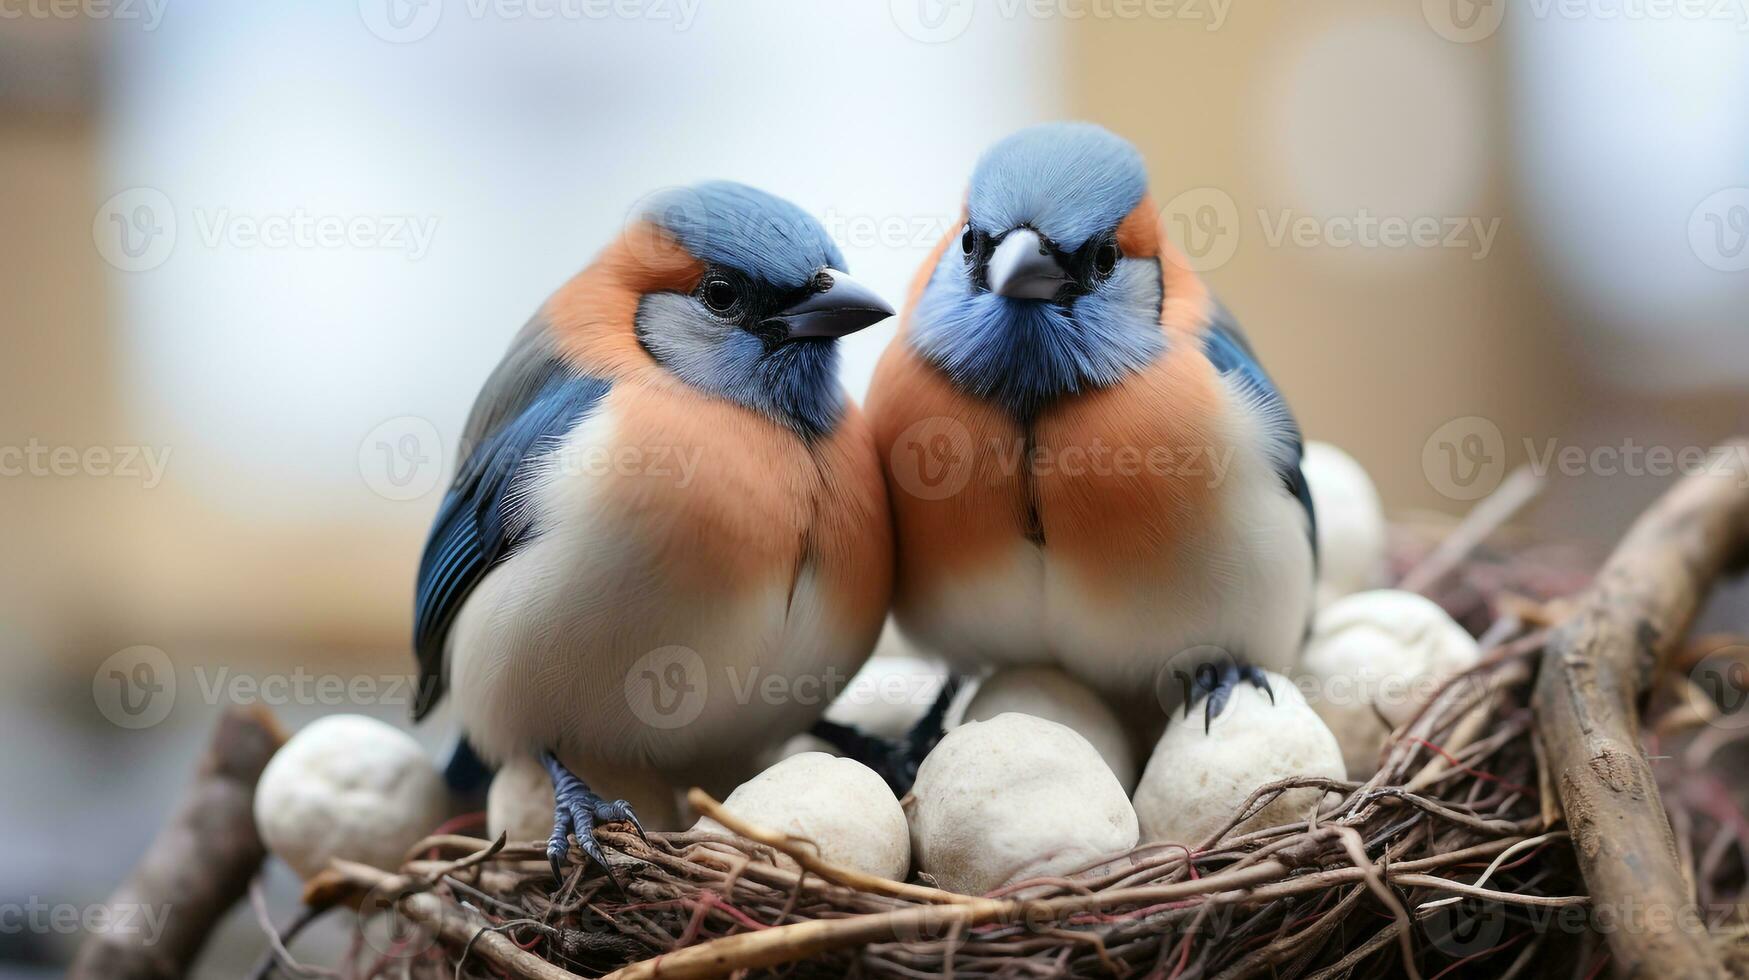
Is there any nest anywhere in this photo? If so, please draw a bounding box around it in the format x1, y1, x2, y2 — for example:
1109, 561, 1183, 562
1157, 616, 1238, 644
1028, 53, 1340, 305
275, 472, 1749, 980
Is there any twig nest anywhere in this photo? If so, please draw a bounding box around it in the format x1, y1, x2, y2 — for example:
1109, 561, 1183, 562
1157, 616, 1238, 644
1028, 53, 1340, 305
253, 714, 447, 879
487, 755, 554, 844
692, 752, 909, 881
1298, 589, 1483, 777
1302, 441, 1387, 608
1134, 674, 1344, 846
952, 665, 1137, 790
907, 713, 1137, 895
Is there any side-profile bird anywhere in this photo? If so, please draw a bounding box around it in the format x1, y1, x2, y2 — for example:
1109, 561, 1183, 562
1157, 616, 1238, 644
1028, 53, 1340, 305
866, 122, 1315, 731
412, 182, 895, 878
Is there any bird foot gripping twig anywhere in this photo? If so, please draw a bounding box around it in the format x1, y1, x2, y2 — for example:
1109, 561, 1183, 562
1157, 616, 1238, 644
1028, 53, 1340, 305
540, 751, 648, 890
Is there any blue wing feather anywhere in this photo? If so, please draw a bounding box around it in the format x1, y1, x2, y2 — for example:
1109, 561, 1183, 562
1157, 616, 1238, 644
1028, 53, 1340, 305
1201, 305, 1317, 556
411, 367, 611, 720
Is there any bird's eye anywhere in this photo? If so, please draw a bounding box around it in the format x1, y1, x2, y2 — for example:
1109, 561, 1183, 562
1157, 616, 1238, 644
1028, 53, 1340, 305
961, 226, 975, 256
1093, 242, 1119, 277
701, 278, 739, 315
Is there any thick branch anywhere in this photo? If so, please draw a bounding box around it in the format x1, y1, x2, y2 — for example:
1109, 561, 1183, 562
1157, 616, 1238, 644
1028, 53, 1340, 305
70, 706, 286, 980
1533, 440, 1749, 980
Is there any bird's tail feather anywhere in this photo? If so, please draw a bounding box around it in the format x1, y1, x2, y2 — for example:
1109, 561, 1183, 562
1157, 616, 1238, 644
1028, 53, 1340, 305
442, 734, 495, 795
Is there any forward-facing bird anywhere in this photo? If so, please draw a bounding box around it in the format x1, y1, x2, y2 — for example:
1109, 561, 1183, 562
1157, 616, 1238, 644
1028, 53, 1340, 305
867, 122, 1315, 732
412, 182, 895, 877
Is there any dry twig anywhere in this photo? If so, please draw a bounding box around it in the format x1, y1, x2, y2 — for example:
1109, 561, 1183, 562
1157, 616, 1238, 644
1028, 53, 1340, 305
72, 706, 286, 980
1532, 440, 1749, 979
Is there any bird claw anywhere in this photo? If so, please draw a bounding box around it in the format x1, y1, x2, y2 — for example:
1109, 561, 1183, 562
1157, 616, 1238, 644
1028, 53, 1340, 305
1187, 661, 1275, 733
594, 798, 648, 845
540, 751, 644, 885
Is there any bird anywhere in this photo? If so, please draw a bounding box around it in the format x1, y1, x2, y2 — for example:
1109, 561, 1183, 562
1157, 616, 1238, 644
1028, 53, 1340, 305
411, 181, 896, 879
865, 122, 1315, 735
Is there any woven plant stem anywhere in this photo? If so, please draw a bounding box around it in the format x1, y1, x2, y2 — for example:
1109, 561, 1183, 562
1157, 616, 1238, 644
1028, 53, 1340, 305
327, 861, 588, 980
1532, 438, 1749, 979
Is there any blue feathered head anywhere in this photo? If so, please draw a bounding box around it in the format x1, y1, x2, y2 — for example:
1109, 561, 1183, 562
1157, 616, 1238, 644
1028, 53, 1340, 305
632, 181, 891, 438
644, 181, 846, 291
912, 123, 1166, 420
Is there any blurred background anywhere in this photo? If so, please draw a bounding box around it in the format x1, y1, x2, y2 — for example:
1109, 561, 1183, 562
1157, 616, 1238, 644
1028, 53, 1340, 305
3, 0, 1748, 975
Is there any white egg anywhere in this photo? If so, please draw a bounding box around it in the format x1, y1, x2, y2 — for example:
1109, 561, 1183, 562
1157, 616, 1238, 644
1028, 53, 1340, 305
1133, 674, 1345, 846
692, 752, 909, 881
253, 714, 448, 879
908, 713, 1137, 895
1298, 589, 1483, 777
486, 754, 553, 845
953, 665, 1137, 790
1302, 441, 1388, 608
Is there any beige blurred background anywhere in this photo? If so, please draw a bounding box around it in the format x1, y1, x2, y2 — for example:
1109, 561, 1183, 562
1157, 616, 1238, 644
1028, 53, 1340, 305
3, 1, 1747, 975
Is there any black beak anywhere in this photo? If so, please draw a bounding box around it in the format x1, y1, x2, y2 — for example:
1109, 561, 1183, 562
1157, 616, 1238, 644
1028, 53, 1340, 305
987, 228, 1069, 300
762, 269, 894, 341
